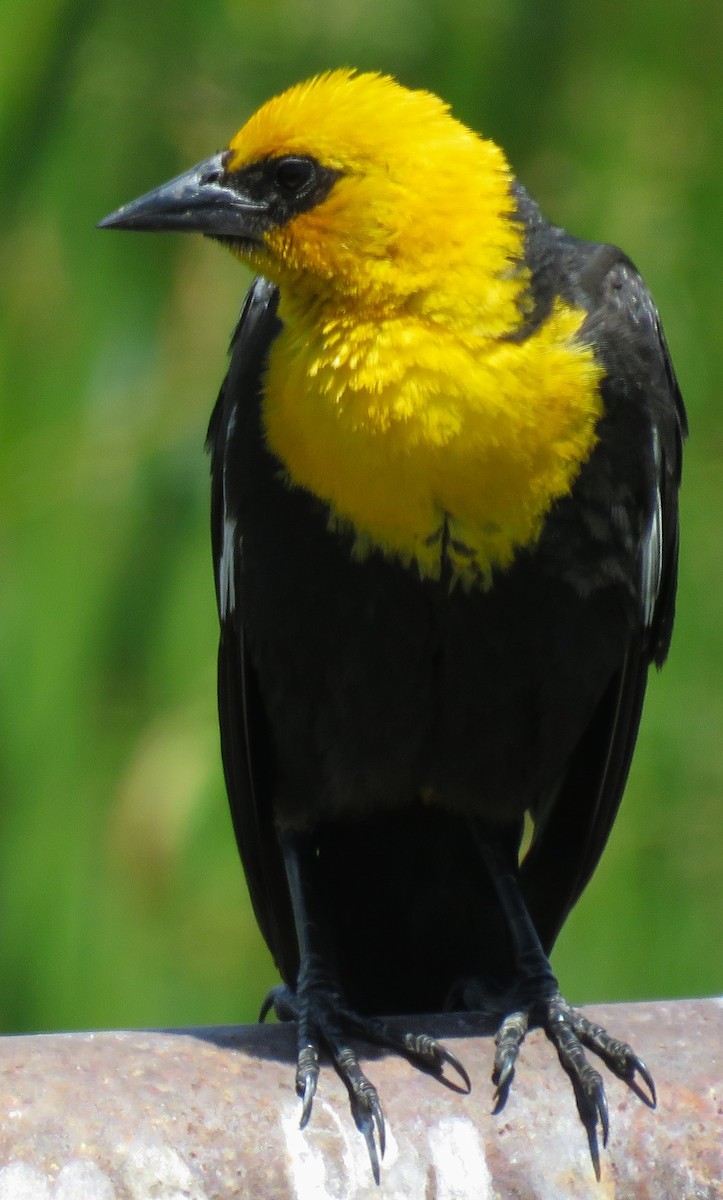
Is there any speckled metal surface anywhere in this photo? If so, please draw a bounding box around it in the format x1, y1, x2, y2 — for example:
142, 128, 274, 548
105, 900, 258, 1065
0, 999, 720, 1199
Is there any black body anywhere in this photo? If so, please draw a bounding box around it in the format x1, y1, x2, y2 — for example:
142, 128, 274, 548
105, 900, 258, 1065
207, 196, 685, 1018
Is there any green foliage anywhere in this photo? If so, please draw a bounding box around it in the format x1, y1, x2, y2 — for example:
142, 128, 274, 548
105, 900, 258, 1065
1, 0, 721, 1034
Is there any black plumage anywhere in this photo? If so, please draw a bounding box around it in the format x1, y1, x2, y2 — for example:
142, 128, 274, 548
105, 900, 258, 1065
208, 215, 684, 1008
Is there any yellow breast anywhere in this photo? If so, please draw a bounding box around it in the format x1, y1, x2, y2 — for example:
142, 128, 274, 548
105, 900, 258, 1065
262, 295, 604, 584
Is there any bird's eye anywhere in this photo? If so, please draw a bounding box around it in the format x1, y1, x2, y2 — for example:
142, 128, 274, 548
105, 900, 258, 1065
274, 156, 316, 194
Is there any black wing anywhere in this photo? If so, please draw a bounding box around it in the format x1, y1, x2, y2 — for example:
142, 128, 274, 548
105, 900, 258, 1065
207, 276, 299, 983
521, 246, 687, 952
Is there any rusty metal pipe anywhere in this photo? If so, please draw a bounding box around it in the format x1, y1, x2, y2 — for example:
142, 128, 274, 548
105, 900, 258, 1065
0, 999, 720, 1198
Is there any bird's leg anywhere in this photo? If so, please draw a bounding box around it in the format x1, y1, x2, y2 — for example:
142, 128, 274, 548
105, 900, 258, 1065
473, 826, 655, 1181
262, 828, 385, 1181
261, 828, 470, 1182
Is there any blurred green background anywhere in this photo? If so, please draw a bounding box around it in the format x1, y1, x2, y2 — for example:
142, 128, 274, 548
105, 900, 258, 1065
1, 0, 721, 1037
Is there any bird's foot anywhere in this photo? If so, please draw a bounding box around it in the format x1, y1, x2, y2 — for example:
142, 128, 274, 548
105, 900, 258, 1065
260, 959, 470, 1183
261, 973, 386, 1182
492, 990, 655, 1180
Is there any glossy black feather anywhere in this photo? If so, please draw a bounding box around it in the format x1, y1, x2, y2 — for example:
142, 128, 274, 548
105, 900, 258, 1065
208, 280, 297, 979
207, 206, 685, 1010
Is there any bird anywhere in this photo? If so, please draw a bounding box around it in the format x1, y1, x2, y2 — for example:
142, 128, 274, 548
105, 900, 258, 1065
98, 69, 686, 1181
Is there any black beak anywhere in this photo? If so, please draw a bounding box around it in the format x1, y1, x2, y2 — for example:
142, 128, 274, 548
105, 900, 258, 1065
97, 151, 268, 239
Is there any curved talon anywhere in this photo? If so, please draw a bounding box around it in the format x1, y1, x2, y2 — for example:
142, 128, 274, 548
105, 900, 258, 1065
588, 1133, 601, 1184
575, 1079, 607, 1183
491, 1057, 515, 1112
296, 1038, 320, 1129
438, 1043, 472, 1093
404, 1032, 472, 1091
597, 1084, 610, 1147
356, 1102, 384, 1187
259, 984, 297, 1024
258, 993, 274, 1024
371, 1093, 386, 1160
633, 1056, 657, 1108
491, 1054, 513, 1089
299, 1070, 317, 1129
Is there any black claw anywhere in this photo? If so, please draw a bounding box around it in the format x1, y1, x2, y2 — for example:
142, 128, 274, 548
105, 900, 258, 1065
491, 1058, 515, 1113
597, 1084, 610, 1147
372, 1095, 386, 1160
587, 1126, 601, 1184
299, 1071, 317, 1128
346, 1070, 385, 1184
632, 1056, 657, 1108
296, 1040, 320, 1128
260, 983, 297, 1024
356, 1107, 382, 1187
438, 1043, 472, 1093
491, 1055, 513, 1090
406, 1032, 472, 1091
576, 1081, 606, 1183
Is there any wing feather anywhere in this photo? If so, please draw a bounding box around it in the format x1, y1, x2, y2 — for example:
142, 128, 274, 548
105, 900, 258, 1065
207, 277, 298, 982
521, 252, 686, 952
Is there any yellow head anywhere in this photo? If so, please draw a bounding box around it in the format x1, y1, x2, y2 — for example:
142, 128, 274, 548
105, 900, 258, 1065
222, 71, 521, 319
223, 71, 521, 317
100, 71, 527, 327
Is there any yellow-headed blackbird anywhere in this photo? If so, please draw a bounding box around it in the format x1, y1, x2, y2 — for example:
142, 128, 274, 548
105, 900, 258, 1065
99, 71, 686, 1180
